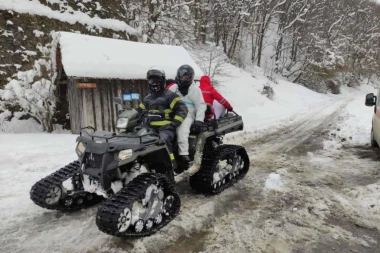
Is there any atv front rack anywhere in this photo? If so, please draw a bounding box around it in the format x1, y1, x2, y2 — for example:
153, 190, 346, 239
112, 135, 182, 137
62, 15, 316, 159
79, 127, 160, 145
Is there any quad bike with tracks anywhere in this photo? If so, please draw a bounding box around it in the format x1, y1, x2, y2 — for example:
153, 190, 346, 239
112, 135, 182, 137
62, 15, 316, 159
30, 98, 250, 237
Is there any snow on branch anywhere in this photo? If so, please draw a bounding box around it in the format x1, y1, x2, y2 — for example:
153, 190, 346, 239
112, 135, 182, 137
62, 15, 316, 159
282, 1, 308, 32
0, 0, 137, 35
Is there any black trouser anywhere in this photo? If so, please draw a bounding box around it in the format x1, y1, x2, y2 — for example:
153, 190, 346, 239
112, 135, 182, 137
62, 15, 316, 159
156, 128, 177, 170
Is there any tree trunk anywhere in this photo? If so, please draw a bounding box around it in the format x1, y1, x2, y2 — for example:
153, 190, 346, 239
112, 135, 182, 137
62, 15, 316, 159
251, 12, 260, 63
43, 118, 54, 133
275, 36, 283, 73
290, 27, 297, 62
257, 26, 265, 67
214, 21, 220, 46
193, 0, 201, 42
227, 18, 242, 59
222, 30, 228, 54
251, 31, 256, 63
257, 12, 267, 67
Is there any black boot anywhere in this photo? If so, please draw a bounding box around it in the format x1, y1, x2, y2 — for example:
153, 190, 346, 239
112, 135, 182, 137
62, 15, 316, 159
171, 160, 177, 171
180, 155, 192, 168
174, 155, 192, 174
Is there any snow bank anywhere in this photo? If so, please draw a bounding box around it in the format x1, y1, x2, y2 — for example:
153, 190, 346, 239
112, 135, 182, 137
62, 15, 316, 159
323, 84, 376, 151
0, 133, 78, 249
334, 182, 380, 229
0, 0, 137, 35
57, 32, 203, 80
210, 63, 329, 131
0, 117, 42, 133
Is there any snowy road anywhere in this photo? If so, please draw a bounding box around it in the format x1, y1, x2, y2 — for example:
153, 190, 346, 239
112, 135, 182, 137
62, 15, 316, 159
163, 96, 380, 253
1, 94, 380, 253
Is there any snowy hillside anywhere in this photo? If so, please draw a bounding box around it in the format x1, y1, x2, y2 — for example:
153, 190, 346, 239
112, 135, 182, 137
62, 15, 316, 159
0, 0, 137, 87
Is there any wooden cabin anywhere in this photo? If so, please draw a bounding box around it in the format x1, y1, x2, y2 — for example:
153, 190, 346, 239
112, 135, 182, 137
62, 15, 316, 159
54, 32, 203, 134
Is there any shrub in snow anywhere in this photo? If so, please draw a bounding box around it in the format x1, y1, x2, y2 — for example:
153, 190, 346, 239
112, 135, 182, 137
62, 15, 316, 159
0, 60, 56, 133
325, 80, 341, 95
294, 46, 348, 94
261, 85, 274, 100
344, 73, 360, 88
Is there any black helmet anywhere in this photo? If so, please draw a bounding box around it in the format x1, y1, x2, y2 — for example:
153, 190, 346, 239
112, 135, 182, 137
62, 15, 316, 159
175, 64, 194, 88
147, 67, 166, 93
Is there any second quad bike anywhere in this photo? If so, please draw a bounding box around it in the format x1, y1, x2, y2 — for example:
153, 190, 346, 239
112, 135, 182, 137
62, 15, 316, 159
30, 98, 250, 237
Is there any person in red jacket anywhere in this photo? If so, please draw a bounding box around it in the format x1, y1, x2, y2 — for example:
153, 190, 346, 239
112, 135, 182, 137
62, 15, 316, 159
199, 75, 233, 119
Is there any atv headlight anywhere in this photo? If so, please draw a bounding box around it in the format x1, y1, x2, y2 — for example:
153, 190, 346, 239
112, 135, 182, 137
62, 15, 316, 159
116, 118, 128, 129
76, 142, 86, 156
118, 149, 133, 160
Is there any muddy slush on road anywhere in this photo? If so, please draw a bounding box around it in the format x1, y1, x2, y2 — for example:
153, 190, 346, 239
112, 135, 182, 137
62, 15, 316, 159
161, 97, 380, 253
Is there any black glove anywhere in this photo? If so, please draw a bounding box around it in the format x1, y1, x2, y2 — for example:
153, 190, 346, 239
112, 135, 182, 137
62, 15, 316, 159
190, 121, 203, 134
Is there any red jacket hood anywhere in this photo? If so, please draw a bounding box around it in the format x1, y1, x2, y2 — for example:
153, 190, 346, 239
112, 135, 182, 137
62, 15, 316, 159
200, 75, 211, 87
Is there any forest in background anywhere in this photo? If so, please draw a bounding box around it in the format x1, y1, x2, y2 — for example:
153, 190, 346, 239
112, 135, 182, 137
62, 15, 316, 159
134, 0, 380, 92
1, 0, 380, 132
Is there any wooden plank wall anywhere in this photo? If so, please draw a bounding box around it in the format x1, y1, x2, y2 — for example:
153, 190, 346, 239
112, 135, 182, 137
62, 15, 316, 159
67, 79, 83, 134
68, 78, 149, 134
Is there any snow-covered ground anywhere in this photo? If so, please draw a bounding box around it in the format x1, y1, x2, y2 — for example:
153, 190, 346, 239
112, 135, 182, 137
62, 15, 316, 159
188, 84, 380, 253
1, 64, 380, 252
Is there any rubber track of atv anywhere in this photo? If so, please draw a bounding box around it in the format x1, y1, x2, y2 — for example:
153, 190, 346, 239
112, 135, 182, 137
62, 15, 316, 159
96, 173, 180, 237
189, 145, 250, 194
30, 160, 103, 211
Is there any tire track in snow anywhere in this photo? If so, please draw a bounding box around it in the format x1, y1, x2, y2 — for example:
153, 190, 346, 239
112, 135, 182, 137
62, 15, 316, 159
183, 96, 380, 253
246, 97, 351, 156
160, 97, 354, 253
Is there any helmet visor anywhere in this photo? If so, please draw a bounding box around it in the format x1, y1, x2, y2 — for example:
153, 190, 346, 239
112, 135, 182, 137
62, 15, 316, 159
179, 75, 192, 81
148, 78, 162, 85
148, 78, 164, 92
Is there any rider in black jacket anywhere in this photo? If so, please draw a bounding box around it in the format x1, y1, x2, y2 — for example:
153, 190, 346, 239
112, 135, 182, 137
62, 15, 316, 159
136, 68, 188, 170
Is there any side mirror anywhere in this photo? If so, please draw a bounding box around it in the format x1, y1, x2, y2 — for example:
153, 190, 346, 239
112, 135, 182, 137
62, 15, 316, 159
365, 93, 377, 107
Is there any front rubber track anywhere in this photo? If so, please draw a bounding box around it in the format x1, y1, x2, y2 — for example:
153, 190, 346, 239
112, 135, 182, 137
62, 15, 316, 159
30, 160, 103, 211
96, 173, 180, 237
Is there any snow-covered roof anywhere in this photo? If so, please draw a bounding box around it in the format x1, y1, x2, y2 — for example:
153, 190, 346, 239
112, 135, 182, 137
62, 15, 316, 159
56, 32, 203, 80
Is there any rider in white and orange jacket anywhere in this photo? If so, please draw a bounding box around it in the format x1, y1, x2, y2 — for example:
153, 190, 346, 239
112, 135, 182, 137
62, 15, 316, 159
168, 65, 206, 165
